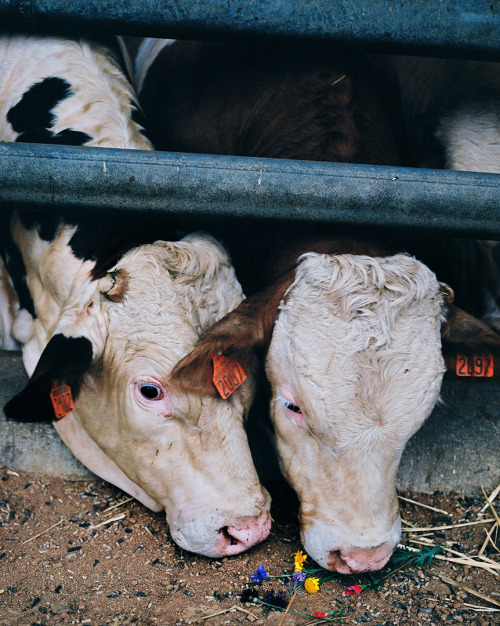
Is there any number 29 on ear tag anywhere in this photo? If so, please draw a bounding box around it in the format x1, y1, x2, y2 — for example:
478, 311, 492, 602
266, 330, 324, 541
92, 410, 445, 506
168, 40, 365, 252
212, 354, 247, 399
456, 354, 494, 377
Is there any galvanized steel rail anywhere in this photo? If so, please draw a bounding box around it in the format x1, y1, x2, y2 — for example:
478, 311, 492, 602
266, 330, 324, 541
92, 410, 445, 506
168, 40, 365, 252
0, 0, 499, 60
0, 2, 499, 237
1, 143, 499, 238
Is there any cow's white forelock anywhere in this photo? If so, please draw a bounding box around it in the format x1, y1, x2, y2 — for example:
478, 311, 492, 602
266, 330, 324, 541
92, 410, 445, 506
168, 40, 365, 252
287, 252, 441, 350
272, 253, 445, 441
105, 234, 244, 354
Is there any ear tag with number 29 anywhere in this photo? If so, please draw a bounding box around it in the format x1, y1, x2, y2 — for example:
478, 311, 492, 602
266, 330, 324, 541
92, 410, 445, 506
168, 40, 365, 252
212, 354, 247, 399
456, 354, 494, 377
50, 381, 75, 418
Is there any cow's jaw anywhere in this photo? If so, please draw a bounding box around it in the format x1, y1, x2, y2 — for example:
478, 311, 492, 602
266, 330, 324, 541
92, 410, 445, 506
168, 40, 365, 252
267, 253, 446, 572
53, 413, 163, 512
56, 398, 272, 558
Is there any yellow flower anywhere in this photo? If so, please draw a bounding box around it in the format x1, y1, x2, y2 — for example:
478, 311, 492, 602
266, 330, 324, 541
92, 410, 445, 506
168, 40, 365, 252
304, 577, 320, 594
294, 550, 307, 571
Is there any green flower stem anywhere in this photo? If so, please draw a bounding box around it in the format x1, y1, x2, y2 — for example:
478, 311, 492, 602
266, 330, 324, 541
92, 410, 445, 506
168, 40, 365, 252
254, 599, 345, 622
318, 573, 339, 585
358, 548, 441, 593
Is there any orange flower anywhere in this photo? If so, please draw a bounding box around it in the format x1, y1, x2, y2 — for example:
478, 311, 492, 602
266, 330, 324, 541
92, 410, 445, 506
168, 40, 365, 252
304, 577, 320, 593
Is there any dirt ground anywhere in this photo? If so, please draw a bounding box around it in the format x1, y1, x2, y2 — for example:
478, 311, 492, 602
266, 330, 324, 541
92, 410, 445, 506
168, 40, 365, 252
0, 466, 498, 626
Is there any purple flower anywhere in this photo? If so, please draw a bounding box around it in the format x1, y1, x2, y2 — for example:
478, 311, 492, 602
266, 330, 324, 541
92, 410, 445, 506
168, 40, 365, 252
292, 570, 306, 584
251, 564, 268, 583
262, 589, 289, 610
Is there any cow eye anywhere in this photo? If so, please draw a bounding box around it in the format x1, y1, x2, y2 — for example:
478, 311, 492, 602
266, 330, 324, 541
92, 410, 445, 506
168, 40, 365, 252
138, 383, 163, 401
283, 399, 302, 414
277, 389, 304, 426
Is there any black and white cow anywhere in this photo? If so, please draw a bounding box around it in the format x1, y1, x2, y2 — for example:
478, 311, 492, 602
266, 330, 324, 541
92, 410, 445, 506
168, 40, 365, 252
0, 35, 271, 557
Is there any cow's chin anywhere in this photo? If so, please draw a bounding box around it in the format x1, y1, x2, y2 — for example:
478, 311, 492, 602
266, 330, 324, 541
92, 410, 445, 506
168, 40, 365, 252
300, 515, 401, 574
167, 495, 272, 558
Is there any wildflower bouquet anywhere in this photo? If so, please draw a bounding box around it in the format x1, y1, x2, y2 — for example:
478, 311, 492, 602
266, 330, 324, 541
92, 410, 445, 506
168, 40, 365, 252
240, 544, 442, 622
241, 550, 345, 621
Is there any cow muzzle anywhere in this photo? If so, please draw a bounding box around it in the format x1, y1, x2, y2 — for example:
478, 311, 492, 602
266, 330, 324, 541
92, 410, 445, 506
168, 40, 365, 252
327, 542, 394, 574
301, 515, 401, 573
168, 490, 272, 557
215, 510, 272, 556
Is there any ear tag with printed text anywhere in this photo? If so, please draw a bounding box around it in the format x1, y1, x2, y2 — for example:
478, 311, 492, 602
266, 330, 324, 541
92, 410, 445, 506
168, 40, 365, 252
50, 381, 75, 418
456, 354, 494, 378
212, 354, 247, 399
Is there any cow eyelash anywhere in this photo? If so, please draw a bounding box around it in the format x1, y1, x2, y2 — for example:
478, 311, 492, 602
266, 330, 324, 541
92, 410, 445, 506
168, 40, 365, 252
138, 383, 164, 401
278, 395, 302, 414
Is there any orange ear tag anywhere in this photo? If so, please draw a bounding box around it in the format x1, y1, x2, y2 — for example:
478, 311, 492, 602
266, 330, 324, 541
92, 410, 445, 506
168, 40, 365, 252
456, 354, 494, 378
50, 381, 75, 418
212, 354, 247, 399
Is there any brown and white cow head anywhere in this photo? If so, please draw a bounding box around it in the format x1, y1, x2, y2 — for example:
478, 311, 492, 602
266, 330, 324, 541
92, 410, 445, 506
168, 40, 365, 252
171, 249, 500, 571
5, 233, 271, 557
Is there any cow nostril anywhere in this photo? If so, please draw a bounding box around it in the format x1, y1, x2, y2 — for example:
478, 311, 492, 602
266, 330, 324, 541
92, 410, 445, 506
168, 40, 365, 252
327, 543, 394, 573
218, 526, 240, 546
328, 550, 350, 572
215, 513, 271, 556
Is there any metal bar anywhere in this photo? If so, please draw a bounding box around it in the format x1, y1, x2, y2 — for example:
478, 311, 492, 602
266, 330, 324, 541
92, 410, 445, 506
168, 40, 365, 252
0, 0, 499, 61
1, 143, 499, 238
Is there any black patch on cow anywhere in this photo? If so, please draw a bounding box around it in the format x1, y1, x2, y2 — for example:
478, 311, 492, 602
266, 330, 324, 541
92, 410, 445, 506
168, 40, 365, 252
7, 77, 92, 146
17, 211, 68, 244
131, 105, 154, 144
4, 334, 93, 423
14, 209, 182, 282
67, 215, 181, 279
0, 211, 36, 318
0, 245, 35, 319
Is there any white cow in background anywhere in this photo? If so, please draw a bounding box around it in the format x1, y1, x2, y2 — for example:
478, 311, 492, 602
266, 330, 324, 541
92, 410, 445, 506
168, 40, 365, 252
388, 55, 500, 333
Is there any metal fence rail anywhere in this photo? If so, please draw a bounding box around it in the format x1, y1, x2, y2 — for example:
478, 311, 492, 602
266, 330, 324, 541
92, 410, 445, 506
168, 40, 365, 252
1, 143, 499, 238
0, 2, 499, 239
0, 0, 499, 60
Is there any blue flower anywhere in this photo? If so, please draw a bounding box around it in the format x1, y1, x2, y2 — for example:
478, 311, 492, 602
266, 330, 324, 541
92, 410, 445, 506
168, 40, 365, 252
292, 570, 306, 584
251, 564, 268, 583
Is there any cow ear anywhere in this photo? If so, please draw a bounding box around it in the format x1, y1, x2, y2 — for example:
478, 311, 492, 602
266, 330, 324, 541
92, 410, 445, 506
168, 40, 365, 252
441, 305, 500, 379
4, 334, 93, 422
170, 273, 293, 396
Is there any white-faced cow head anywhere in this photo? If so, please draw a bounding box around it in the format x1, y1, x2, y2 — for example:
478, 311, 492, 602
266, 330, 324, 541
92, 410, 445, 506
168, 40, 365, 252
5, 233, 271, 557
171, 249, 500, 571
